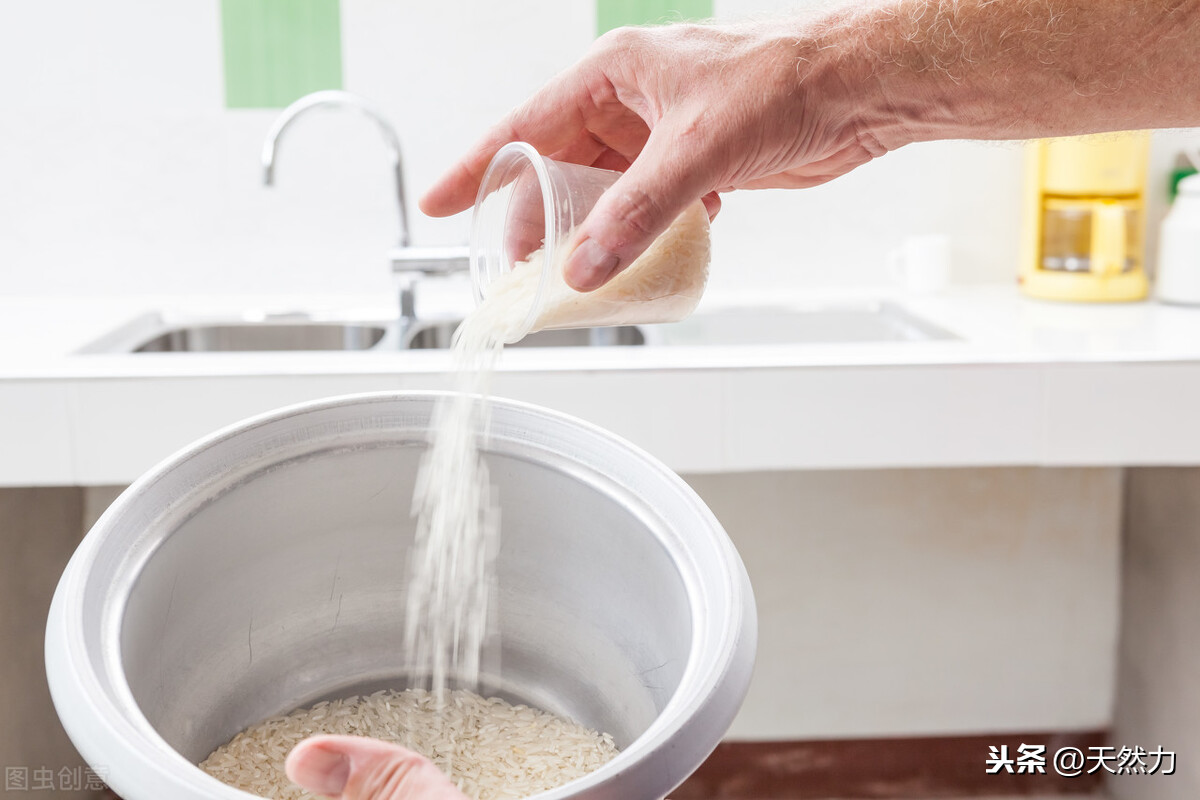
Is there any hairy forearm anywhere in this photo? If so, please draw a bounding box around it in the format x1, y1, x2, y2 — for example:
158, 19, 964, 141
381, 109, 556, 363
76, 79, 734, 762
807, 0, 1200, 150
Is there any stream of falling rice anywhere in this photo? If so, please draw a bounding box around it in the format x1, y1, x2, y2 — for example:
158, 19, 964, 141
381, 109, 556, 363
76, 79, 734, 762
402, 256, 545, 698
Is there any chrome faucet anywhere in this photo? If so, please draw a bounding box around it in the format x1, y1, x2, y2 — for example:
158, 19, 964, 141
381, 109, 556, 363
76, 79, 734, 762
261, 90, 469, 335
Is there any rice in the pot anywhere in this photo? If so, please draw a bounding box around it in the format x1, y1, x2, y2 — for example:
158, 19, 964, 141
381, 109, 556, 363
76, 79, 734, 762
200, 688, 618, 800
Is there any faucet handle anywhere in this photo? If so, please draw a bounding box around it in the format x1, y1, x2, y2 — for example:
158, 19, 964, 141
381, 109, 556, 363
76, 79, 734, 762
389, 246, 470, 276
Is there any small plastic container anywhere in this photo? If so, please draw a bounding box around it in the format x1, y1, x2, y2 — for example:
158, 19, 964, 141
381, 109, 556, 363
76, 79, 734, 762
470, 142, 709, 343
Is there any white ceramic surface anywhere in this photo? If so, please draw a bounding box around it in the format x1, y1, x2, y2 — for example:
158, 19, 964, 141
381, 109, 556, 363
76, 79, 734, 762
8, 287, 1200, 483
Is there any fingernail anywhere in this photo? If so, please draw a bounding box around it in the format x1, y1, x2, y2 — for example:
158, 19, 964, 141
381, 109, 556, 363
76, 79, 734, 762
565, 238, 620, 291
290, 745, 350, 797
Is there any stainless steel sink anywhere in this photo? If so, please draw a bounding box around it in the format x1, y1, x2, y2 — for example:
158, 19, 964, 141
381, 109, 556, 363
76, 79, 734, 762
76, 312, 646, 354
404, 321, 646, 349
76, 300, 956, 354
133, 323, 387, 352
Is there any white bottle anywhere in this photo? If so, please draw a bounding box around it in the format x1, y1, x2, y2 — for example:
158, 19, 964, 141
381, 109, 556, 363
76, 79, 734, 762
1157, 174, 1200, 305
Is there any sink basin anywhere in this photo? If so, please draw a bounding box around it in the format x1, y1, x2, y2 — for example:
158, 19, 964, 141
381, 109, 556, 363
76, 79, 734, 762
133, 323, 387, 352
405, 322, 646, 349
76, 300, 955, 355
648, 302, 957, 345
76, 312, 645, 354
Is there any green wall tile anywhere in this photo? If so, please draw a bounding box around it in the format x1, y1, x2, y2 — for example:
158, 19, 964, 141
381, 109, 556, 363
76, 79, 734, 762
221, 0, 343, 109
596, 0, 713, 35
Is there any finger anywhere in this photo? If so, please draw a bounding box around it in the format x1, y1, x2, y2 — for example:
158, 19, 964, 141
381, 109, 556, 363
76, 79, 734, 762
589, 149, 632, 172
563, 125, 718, 291
700, 190, 721, 221
548, 134, 609, 169
503, 169, 548, 265
286, 735, 465, 800
418, 122, 530, 218
574, 110, 652, 167
548, 132, 639, 171
420, 67, 599, 218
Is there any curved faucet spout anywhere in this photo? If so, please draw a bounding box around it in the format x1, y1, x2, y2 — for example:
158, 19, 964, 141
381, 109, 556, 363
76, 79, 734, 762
261, 90, 411, 248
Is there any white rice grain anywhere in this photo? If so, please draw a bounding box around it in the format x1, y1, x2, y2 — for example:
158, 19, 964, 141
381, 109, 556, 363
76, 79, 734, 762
200, 688, 618, 800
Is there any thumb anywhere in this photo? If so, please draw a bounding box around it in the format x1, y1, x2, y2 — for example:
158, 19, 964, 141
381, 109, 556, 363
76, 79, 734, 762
564, 126, 716, 291
286, 735, 466, 800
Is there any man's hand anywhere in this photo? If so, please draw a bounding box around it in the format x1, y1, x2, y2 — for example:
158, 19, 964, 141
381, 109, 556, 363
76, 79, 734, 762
420, 20, 879, 291
286, 736, 469, 800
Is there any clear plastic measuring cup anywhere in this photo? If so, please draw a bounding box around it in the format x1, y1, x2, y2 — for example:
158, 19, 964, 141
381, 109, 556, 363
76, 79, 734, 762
470, 142, 709, 343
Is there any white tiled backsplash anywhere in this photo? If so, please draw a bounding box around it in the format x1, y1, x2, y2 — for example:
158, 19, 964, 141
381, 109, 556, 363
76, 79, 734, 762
2, 0, 1197, 297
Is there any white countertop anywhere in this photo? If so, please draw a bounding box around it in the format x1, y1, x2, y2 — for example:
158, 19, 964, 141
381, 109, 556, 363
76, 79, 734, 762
5, 284, 1200, 486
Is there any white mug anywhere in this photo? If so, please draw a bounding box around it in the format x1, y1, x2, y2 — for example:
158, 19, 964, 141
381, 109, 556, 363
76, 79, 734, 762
887, 234, 952, 294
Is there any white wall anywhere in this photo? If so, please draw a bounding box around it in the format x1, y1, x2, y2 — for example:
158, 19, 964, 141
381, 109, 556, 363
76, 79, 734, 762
687, 467, 1121, 739
1, 1, 1198, 297
0, 1, 593, 296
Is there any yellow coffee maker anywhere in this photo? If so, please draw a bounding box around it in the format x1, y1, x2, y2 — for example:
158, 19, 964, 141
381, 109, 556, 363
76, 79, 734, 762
1019, 132, 1151, 302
